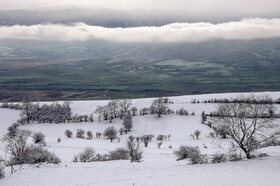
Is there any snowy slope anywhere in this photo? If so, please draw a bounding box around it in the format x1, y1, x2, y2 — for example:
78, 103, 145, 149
0, 92, 280, 186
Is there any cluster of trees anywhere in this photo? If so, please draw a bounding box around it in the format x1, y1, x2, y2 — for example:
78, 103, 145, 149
17, 102, 72, 124
94, 99, 134, 122
94, 98, 173, 122
15, 102, 96, 124
0, 102, 23, 110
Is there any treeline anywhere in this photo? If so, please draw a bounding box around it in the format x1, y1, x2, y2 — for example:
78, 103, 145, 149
1, 97, 196, 125
19, 102, 72, 124
198, 97, 280, 104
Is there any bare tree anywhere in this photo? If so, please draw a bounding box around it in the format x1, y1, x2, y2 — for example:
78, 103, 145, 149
122, 111, 133, 132
150, 97, 168, 118
103, 127, 117, 142
119, 99, 132, 115
126, 140, 143, 162
212, 94, 280, 159
3, 130, 32, 164
94, 106, 104, 122
194, 130, 201, 139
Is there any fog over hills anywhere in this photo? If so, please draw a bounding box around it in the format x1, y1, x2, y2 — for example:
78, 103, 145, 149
1, 8, 279, 27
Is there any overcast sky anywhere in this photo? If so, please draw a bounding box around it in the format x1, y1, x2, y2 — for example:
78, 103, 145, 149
1, 0, 280, 43
1, 0, 280, 15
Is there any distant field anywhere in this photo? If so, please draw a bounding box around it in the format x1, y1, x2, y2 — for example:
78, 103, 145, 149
1, 56, 280, 102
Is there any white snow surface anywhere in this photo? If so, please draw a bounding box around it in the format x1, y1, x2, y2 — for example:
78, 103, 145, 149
0, 92, 280, 186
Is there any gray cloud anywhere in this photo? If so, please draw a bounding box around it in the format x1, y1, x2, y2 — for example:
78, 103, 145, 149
1, 18, 280, 43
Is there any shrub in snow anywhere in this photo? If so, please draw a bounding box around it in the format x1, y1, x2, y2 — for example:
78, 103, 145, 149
174, 145, 208, 164
73, 155, 78, 162
157, 135, 164, 141
143, 136, 149, 147
108, 148, 129, 160
169, 145, 172, 149
95, 153, 110, 161
149, 134, 155, 141
210, 153, 227, 164
20, 146, 61, 164
208, 132, 215, 138
131, 107, 138, 116
157, 142, 163, 148
139, 108, 149, 115
76, 129, 85, 139
64, 129, 73, 138
167, 134, 171, 140
213, 125, 230, 139
126, 140, 143, 162
177, 108, 188, 116
190, 134, 195, 139
258, 153, 269, 158
119, 128, 124, 135
191, 112, 195, 116
194, 130, 201, 139
103, 127, 117, 142
6, 123, 19, 139
87, 131, 93, 140
135, 137, 141, 142
57, 137, 61, 143
3, 130, 32, 165
32, 132, 46, 146
128, 135, 135, 142
96, 132, 102, 138
228, 144, 243, 162
189, 151, 208, 164
228, 152, 243, 162
78, 147, 95, 162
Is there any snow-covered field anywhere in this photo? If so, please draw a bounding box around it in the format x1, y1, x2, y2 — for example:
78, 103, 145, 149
1, 92, 280, 186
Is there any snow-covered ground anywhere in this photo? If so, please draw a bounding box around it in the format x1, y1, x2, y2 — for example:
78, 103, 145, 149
1, 92, 280, 186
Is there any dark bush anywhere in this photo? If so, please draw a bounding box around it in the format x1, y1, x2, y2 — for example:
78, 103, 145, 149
157, 135, 164, 141
174, 145, 208, 164
64, 129, 73, 138
126, 140, 143, 162
194, 130, 201, 139
87, 131, 93, 140
210, 153, 227, 164
19, 146, 61, 164
174, 146, 197, 161
103, 127, 117, 142
96, 132, 102, 138
108, 148, 129, 160
76, 129, 85, 139
32, 132, 46, 146
78, 147, 95, 162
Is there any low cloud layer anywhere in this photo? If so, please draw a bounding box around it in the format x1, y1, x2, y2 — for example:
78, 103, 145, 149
1, 18, 280, 43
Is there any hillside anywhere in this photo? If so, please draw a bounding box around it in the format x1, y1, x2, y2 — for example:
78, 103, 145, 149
0, 92, 280, 185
